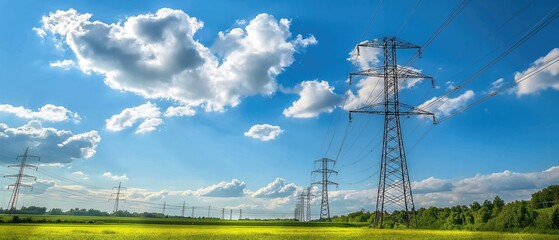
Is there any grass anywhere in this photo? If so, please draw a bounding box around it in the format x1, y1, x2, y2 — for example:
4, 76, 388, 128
0, 214, 366, 227
1, 224, 559, 240
0, 215, 558, 239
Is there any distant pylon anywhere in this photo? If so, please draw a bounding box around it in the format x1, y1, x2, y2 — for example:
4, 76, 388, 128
163, 201, 166, 215
306, 187, 312, 221
109, 182, 126, 214
239, 209, 242, 220
349, 36, 436, 228
312, 157, 338, 221
298, 191, 305, 221
182, 201, 186, 217
4, 148, 40, 214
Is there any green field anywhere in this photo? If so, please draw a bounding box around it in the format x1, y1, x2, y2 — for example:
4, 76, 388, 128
2, 224, 559, 240
0, 215, 558, 239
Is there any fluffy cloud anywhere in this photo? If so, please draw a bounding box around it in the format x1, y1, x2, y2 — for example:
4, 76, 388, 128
127, 188, 169, 202
0, 120, 100, 163
0, 104, 80, 123
36, 8, 316, 114
105, 102, 162, 134
243, 124, 283, 141
343, 76, 383, 111
71, 171, 88, 180
252, 178, 298, 198
184, 179, 247, 198
349, 43, 381, 70
102, 172, 128, 181
164, 105, 196, 117
283, 80, 340, 118
514, 48, 559, 96
412, 177, 453, 194
49, 59, 75, 70
489, 78, 505, 93
27, 179, 56, 195
413, 166, 559, 207
327, 166, 559, 211
417, 90, 475, 118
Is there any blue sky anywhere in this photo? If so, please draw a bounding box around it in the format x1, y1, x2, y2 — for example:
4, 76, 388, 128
0, 0, 558, 218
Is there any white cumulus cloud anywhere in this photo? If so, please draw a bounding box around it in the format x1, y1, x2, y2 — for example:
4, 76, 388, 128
184, 179, 247, 198
244, 124, 283, 141
164, 105, 196, 117
105, 102, 162, 134
103, 172, 128, 181
0, 120, 100, 163
49, 59, 75, 70
417, 90, 475, 118
327, 166, 559, 211
252, 178, 298, 198
71, 171, 88, 179
283, 80, 340, 118
514, 48, 559, 96
0, 104, 80, 123
36, 8, 316, 114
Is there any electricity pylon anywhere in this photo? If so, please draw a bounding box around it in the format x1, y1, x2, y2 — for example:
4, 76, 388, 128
349, 37, 436, 228
109, 182, 126, 215
312, 157, 338, 221
3, 148, 40, 214
182, 201, 186, 217
305, 187, 313, 222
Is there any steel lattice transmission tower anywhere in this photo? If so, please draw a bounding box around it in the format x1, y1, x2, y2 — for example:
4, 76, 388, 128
3, 148, 40, 214
109, 182, 126, 215
305, 187, 312, 222
312, 157, 338, 221
349, 37, 436, 228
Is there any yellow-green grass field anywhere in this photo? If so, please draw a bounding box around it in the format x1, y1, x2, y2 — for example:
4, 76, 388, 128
1, 224, 558, 240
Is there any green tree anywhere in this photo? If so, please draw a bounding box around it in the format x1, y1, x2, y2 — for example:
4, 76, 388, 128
531, 185, 559, 209
492, 196, 505, 217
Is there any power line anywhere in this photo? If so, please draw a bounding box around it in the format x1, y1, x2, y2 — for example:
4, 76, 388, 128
437, 52, 559, 124
424, 3, 559, 111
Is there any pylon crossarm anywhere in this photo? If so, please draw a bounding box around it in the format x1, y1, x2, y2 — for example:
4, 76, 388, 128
3, 174, 36, 179
314, 158, 336, 163
357, 37, 420, 49
350, 67, 385, 78
395, 67, 433, 80
326, 181, 338, 186
350, 67, 432, 81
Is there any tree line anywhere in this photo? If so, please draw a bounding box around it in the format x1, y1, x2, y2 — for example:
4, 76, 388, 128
330, 185, 559, 233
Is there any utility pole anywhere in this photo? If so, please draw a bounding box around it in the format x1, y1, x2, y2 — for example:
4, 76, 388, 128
4, 148, 40, 214
191, 206, 195, 218
349, 37, 436, 228
163, 201, 166, 215
182, 201, 186, 217
312, 157, 338, 221
109, 182, 126, 215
